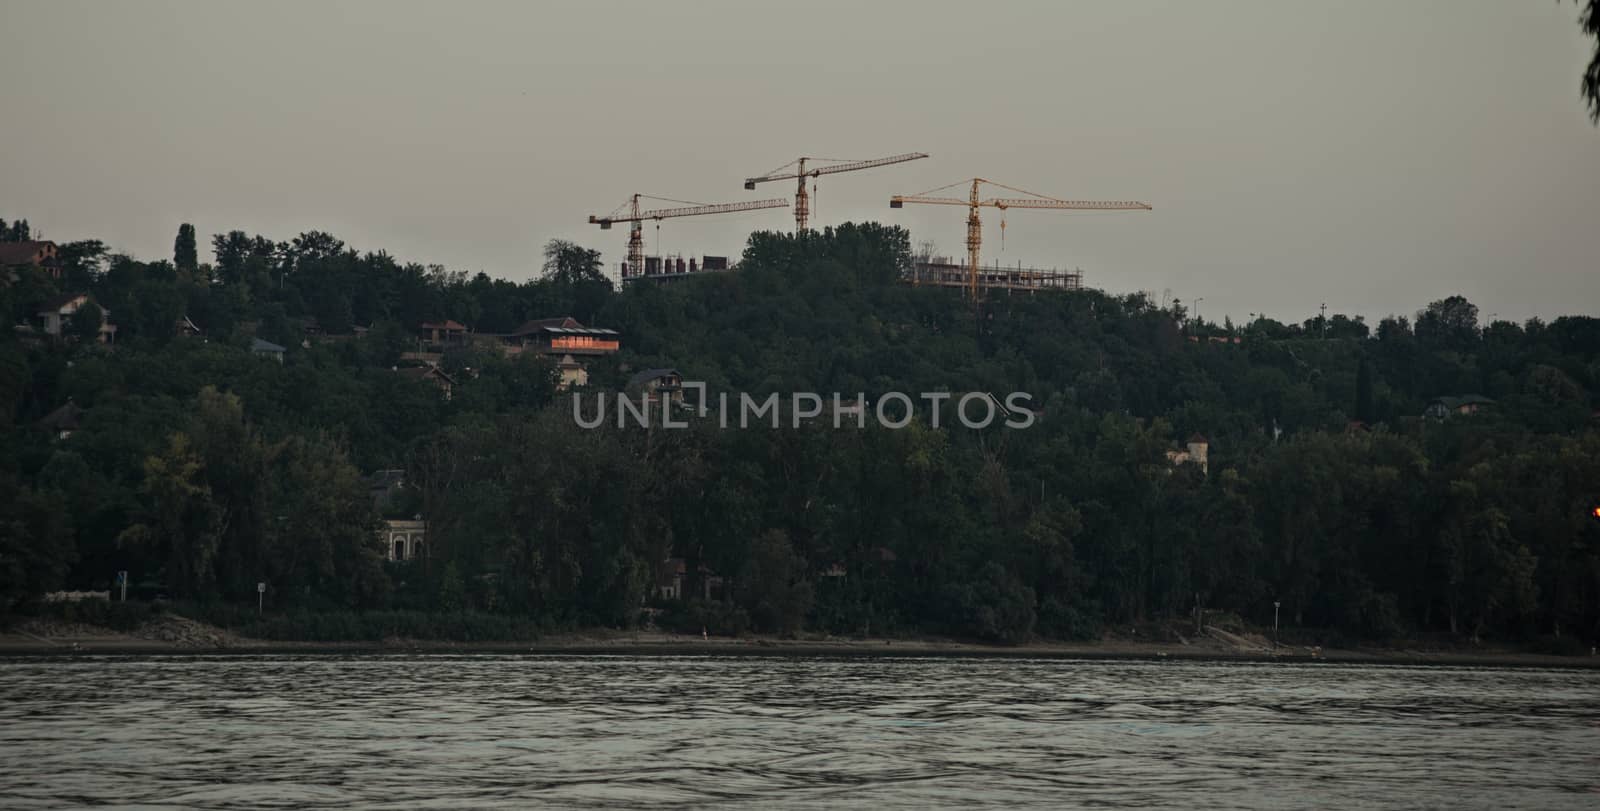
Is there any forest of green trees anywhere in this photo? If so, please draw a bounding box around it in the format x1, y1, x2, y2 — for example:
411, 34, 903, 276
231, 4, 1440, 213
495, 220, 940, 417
2, 216, 1598, 648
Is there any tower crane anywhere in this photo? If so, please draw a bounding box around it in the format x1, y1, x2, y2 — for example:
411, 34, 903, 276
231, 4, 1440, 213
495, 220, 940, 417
890, 178, 1151, 299
743, 152, 928, 232
589, 194, 788, 280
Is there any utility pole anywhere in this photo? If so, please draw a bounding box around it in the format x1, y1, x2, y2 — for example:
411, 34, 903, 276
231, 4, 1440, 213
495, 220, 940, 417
1319, 303, 1327, 339
1273, 600, 1281, 649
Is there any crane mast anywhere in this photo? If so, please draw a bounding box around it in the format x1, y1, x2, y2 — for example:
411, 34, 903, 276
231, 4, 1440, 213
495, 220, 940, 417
589, 194, 788, 279
891, 178, 1151, 299
744, 152, 928, 232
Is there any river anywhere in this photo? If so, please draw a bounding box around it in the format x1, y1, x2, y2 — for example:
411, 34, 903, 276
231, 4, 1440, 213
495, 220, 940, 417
1, 654, 1596, 808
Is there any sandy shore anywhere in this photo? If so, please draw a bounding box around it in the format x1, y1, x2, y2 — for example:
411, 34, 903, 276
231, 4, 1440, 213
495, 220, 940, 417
2, 621, 1596, 669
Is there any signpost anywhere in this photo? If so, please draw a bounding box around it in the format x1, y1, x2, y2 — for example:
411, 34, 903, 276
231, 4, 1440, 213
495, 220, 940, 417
1273, 600, 1282, 650
257, 582, 266, 616
116, 570, 128, 603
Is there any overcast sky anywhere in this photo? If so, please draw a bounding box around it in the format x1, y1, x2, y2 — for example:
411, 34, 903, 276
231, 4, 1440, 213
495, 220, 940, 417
2, 0, 1596, 325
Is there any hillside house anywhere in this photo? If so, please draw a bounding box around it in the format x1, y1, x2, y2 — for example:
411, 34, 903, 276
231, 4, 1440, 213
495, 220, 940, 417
503, 317, 620, 356
38, 401, 84, 440
418, 320, 469, 349
554, 355, 589, 390
1166, 433, 1211, 474
1425, 395, 1494, 419
500, 316, 620, 390
656, 558, 688, 600
250, 337, 286, 362
384, 519, 426, 562
36, 293, 116, 343
397, 363, 457, 400
0, 240, 62, 279
654, 557, 727, 601
628, 368, 685, 406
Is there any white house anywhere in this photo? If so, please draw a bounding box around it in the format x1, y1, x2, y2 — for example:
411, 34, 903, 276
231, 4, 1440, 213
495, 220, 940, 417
36, 293, 116, 342
385, 519, 426, 562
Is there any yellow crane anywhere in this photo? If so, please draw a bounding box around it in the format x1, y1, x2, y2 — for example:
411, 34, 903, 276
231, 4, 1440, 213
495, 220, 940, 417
589, 194, 788, 280
890, 178, 1151, 299
744, 152, 929, 232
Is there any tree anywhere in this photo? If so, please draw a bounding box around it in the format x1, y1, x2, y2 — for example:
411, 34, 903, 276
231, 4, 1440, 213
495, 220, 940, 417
4, 216, 1599, 648
436, 562, 466, 612
130, 280, 186, 343
736, 529, 814, 635
0, 476, 75, 614
58, 240, 109, 289
120, 432, 225, 599
540, 239, 613, 323
1415, 296, 1479, 350
1355, 356, 1376, 423
541, 239, 605, 286
265, 432, 387, 608
174, 224, 198, 272
1581, 0, 1599, 123
0, 345, 28, 425
71, 301, 104, 342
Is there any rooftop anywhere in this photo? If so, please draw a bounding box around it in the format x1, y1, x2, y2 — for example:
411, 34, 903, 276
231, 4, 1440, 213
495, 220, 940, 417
38, 401, 84, 431
397, 364, 457, 385
0, 241, 58, 265
628, 368, 681, 389
510, 316, 620, 338
1431, 394, 1495, 409
37, 292, 88, 312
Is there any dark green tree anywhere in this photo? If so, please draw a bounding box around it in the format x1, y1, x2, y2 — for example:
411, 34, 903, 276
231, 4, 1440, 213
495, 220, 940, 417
1581, 0, 1599, 123
1355, 356, 1375, 423
174, 224, 198, 272
70, 301, 104, 342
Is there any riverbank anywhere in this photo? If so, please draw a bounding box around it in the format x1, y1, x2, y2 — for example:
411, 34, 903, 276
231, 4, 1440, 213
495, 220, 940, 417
3, 616, 1597, 669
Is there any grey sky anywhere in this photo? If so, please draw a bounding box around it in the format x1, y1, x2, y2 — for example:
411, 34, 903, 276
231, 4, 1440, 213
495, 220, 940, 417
2, 0, 1595, 326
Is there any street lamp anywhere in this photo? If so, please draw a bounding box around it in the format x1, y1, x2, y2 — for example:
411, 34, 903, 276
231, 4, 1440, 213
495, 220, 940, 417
1193, 297, 1205, 324
1273, 600, 1281, 649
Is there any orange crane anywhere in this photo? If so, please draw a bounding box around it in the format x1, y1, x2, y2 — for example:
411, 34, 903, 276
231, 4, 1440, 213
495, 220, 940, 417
890, 178, 1151, 299
589, 194, 788, 279
744, 152, 929, 232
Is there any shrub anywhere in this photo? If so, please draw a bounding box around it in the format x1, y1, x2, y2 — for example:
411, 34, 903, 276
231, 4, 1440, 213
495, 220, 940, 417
941, 562, 1036, 644
38, 598, 155, 631
236, 610, 542, 642
1529, 634, 1588, 656
657, 600, 751, 637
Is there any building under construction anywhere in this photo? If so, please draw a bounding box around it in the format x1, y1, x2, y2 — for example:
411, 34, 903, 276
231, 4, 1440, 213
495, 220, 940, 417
617, 254, 733, 284
909, 257, 1085, 293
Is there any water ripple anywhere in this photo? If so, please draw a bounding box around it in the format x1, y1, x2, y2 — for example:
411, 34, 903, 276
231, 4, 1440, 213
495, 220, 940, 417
0, 655, 1596, 808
